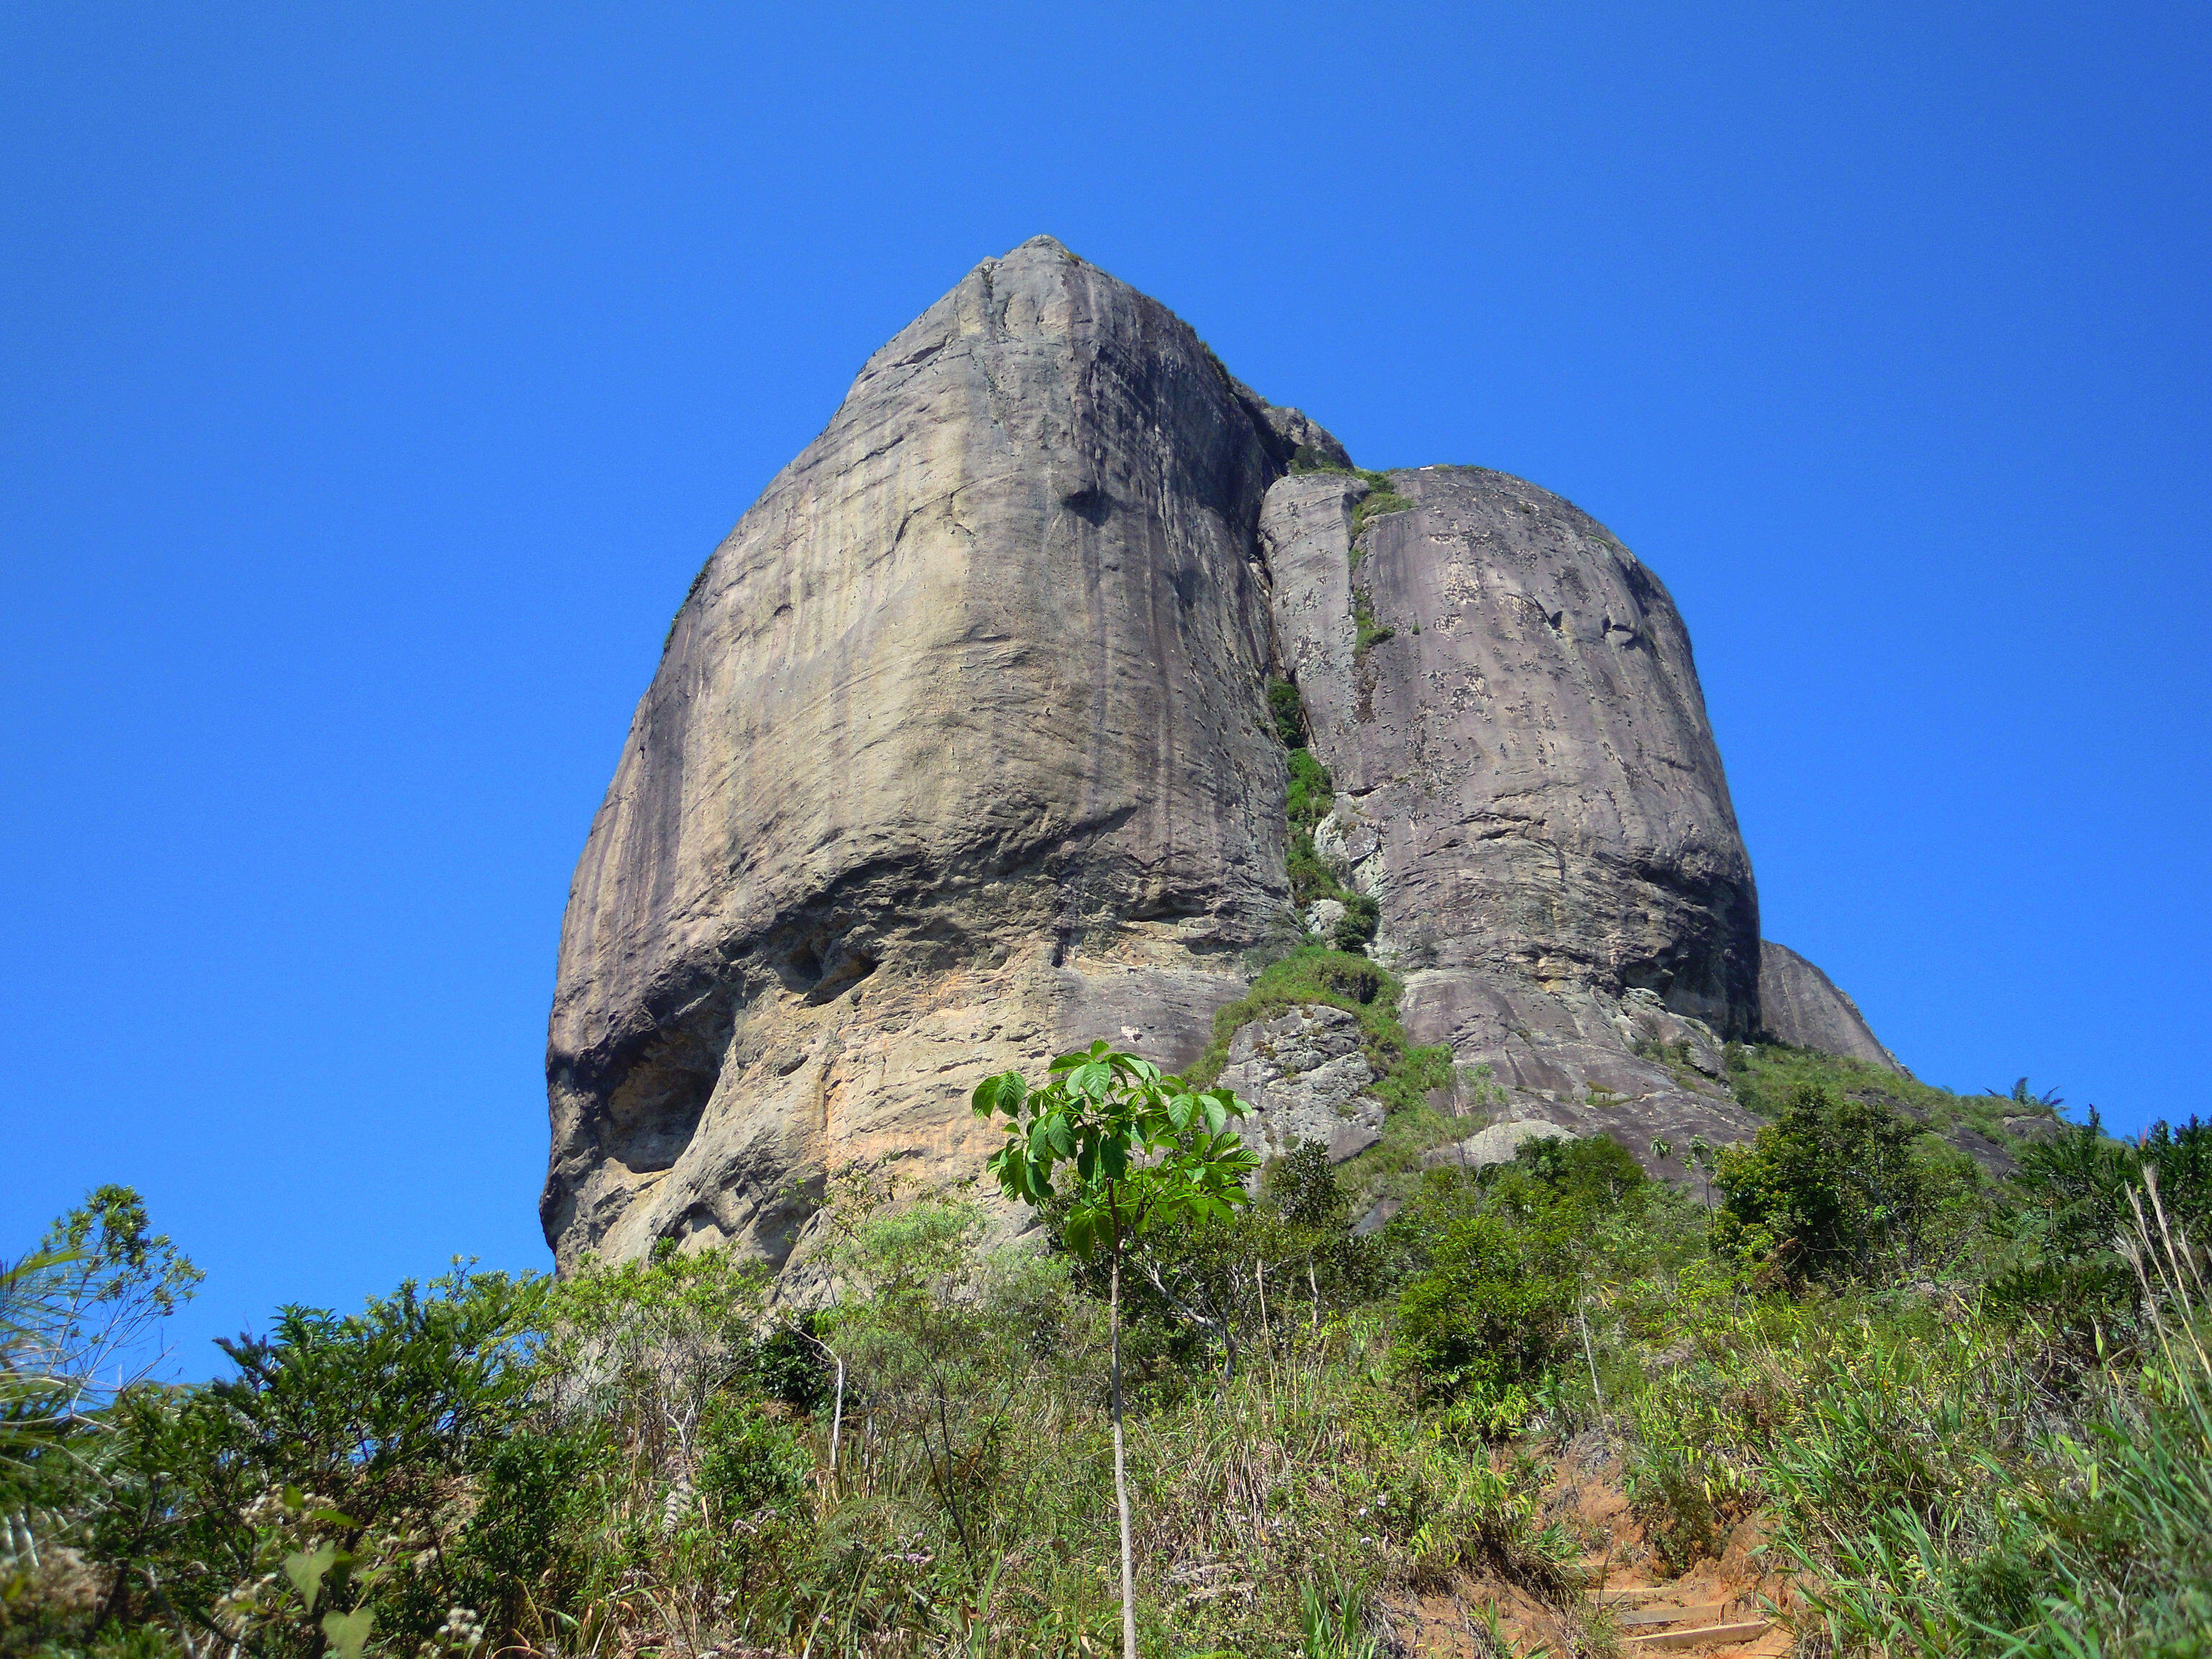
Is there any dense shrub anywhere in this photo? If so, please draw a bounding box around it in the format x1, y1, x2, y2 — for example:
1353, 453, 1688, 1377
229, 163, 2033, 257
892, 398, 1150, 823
1712, 1084, 1985, 1283
1393, 1213, 1573, 1415
9, 1051, 2208, 1658
694, 1401, 811, 1520
1267, 678, 1308, 748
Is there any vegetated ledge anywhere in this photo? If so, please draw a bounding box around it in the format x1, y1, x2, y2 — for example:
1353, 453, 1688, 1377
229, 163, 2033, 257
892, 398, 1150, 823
1346, 469, 1416, 553
1184, 944, 1466, 1219
1267, 677, 1378, 953
1725, 1042, 2068, 1176
1285, 457, 1417, 547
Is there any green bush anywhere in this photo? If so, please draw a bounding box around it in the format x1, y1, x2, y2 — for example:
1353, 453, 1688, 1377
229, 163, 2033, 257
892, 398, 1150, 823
696, 1401, 811, 1520
749, 1316, 834, 1410
1286, 747, 1332, 832
1348, 473, 1415, 554
1393, 1213, 1573, 1416
1510, 1132, 1649, 1212
1330, 893, 1380, 953
1268, 678, 1309, 748
1351, 590, 1394, 657
1713, 1084, 1986, 1284
1626, 1442, 1727, 1570
456, 1426, 606, 1631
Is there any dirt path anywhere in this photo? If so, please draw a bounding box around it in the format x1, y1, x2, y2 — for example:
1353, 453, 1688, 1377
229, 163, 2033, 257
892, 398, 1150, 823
1389, 1433, 1803, 1657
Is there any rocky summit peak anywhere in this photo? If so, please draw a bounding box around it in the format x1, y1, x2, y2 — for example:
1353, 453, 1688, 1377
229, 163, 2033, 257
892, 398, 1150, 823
540, 243, 1898, 1274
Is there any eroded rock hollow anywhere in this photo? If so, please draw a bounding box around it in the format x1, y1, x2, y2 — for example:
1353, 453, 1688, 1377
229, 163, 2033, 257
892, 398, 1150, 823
542, 235, 1894, 1269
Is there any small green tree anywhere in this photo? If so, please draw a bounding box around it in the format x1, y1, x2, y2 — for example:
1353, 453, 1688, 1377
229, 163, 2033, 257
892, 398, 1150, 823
1713, 1084, 1980, 1284
1, 1184, 202, 1466
971, 1041, 1259, 1659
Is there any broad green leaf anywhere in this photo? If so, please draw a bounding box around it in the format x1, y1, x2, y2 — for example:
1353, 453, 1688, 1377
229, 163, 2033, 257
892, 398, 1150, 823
322, 1608, 374, 1659
971, 1071, 1024, 1118
284, 1544, 338, 1609
1202, 1096, 1227, 1136
1071, 1061, 1112, 1099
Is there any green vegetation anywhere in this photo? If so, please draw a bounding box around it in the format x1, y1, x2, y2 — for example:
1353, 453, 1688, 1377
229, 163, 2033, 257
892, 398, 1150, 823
1184, 946, 1451, 1119
1730, 1040, 2033, 1143
1346, 472, 1413, 554
1350, 591, 1393, 660
1266, 680, 1307, 749
1266, 679, 1377, 953
0, 1186, 200, 1475
6, 1066, 2208, 1658
1279, 459, 1414, 563
1711, 1083, 1987, 1285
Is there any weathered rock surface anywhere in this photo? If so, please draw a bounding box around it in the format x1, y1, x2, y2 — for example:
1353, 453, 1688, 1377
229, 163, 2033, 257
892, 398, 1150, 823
1215, 1004, 1386, 1162
544, 236, 1321, 1269
1758, 940, 1907, 1074
546, 239, 1799, 1268
1264, 467, 1759, 1025
1261, 465, 1766, 1171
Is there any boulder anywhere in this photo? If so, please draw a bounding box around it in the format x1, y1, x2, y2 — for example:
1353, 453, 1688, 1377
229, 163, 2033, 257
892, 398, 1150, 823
1215, 1004, 1386, 1162
1422, 1117, 1584, 1170
1302, 897, 1347, 938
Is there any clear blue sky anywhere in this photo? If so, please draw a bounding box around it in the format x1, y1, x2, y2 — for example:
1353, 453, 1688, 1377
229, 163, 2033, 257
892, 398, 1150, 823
4, 4, 2206, 1374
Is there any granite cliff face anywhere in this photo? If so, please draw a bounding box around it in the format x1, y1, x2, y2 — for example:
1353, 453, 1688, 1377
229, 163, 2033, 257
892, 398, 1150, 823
543, 237, 1887, 1268
1261, 466, 1766, 1171
544, 237, 1315, 1268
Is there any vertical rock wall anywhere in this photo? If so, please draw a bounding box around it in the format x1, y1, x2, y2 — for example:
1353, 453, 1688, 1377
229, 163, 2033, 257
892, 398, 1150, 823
543, 238, 1300, 1269
1261, 466, 1765, 1166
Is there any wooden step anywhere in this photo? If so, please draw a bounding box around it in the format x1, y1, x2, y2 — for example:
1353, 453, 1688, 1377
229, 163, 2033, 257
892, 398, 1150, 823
1618, 1605, 1726, 1627
1624, 1620, 1771, 1651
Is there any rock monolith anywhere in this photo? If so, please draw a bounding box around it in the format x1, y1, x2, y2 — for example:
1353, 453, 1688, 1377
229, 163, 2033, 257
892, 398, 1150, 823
544, 237, 1796, 1269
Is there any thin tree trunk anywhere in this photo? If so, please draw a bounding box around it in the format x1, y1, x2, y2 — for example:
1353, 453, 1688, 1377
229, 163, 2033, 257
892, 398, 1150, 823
1110, 1220, 1138, 1659
1577, 1295, 1605, 1414
1308, 1253, 1320, 1336
1253, 1259, 1269, 1387
803, 1328, 846, 1479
